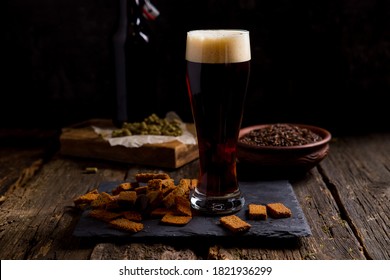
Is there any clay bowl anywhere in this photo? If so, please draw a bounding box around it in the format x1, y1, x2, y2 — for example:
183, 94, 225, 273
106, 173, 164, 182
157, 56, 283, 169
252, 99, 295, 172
237, 123, 332, 179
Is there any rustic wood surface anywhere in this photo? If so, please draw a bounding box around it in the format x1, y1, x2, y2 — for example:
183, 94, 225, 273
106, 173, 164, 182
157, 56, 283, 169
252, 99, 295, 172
0, 129, 389, 260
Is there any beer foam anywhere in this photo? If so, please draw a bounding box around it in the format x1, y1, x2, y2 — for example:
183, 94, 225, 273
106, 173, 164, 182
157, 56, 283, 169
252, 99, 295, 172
186, 30, 251, 63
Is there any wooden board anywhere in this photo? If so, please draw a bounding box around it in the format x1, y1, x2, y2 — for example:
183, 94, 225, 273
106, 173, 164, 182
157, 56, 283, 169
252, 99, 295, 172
59, 119, 198, 168
1, 132, 388, 260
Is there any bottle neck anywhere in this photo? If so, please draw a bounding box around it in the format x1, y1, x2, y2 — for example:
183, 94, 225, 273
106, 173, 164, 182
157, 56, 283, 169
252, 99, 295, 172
127, 0, 159, 25
127, 0, 150, 42
128, 0, 144, 21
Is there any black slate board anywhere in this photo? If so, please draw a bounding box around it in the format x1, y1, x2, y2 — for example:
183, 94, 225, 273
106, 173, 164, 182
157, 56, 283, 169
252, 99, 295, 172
73, 180, 311, 239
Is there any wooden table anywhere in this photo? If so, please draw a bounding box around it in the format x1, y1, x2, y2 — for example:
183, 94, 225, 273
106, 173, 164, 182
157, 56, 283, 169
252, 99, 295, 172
0, 128, 389, 260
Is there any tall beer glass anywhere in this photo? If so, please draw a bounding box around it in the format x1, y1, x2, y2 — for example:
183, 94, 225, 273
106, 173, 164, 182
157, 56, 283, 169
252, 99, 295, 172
186, 30, 251, 214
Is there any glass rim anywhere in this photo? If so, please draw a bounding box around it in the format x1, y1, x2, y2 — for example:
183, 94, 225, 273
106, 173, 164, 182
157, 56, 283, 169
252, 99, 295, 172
187, 29, 249, 36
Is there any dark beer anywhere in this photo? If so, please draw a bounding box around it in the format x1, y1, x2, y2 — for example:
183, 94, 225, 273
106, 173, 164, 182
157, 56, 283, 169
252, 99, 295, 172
186, 61, 250, 196
186, 30, 251, 214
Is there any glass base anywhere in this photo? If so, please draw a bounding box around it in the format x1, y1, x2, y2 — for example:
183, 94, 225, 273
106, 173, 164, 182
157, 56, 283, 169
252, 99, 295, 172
190, 189, 245, 215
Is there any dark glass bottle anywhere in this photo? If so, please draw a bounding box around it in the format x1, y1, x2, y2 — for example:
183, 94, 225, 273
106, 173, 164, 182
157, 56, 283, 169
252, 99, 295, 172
112, 0, 159, 127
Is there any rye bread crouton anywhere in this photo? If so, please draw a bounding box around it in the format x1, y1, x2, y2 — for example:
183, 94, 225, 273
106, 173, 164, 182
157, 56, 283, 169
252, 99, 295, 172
109, 218, 144, 233
121, 210, 143, 222
73, 189, 99, 207
117, 191, 137, 206
175, 196, 192, 217
146, 190, 164, 212
248, 204, 267, 220
162, 187, 186, 209
220, 215, 251, 233
266, 203, 292, 218
161, 213, 192, 226
112, 182, 139, 195
88, 209, 123, 222
149, 207, 171, 218
135, 172, 170, 183
90, 192, 115, 209
147, 179, 163, 192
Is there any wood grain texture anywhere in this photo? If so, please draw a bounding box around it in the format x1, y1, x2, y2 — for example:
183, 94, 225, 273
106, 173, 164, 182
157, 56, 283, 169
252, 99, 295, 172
0, 130, 389, 260
209, 168, 366, 260
91, 243, 198, 260
0, 156, 127, 259
319, 134, 390, 259
60, 119, 198, 169
0, 148, 46, 196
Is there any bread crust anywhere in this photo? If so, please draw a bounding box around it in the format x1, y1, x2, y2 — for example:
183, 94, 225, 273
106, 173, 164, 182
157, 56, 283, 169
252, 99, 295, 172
248, 204, 267, 220
220, 215, 251, 233
266, 203, 292, 218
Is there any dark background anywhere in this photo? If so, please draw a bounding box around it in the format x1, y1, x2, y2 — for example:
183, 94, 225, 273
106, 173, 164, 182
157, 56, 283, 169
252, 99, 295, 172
3, 0, 390, 136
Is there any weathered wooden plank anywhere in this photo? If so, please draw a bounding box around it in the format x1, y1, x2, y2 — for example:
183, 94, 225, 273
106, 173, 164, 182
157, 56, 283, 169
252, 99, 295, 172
0, 148, 45, 196
1, 132, 388, 260
0, 128, 60, 197
207, 167, 366, 260
0, 156, 128, 259
291, 168, 366, 259
319, 133, 390, 259
207, 245, 303, 260
91, 243, 199, 260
